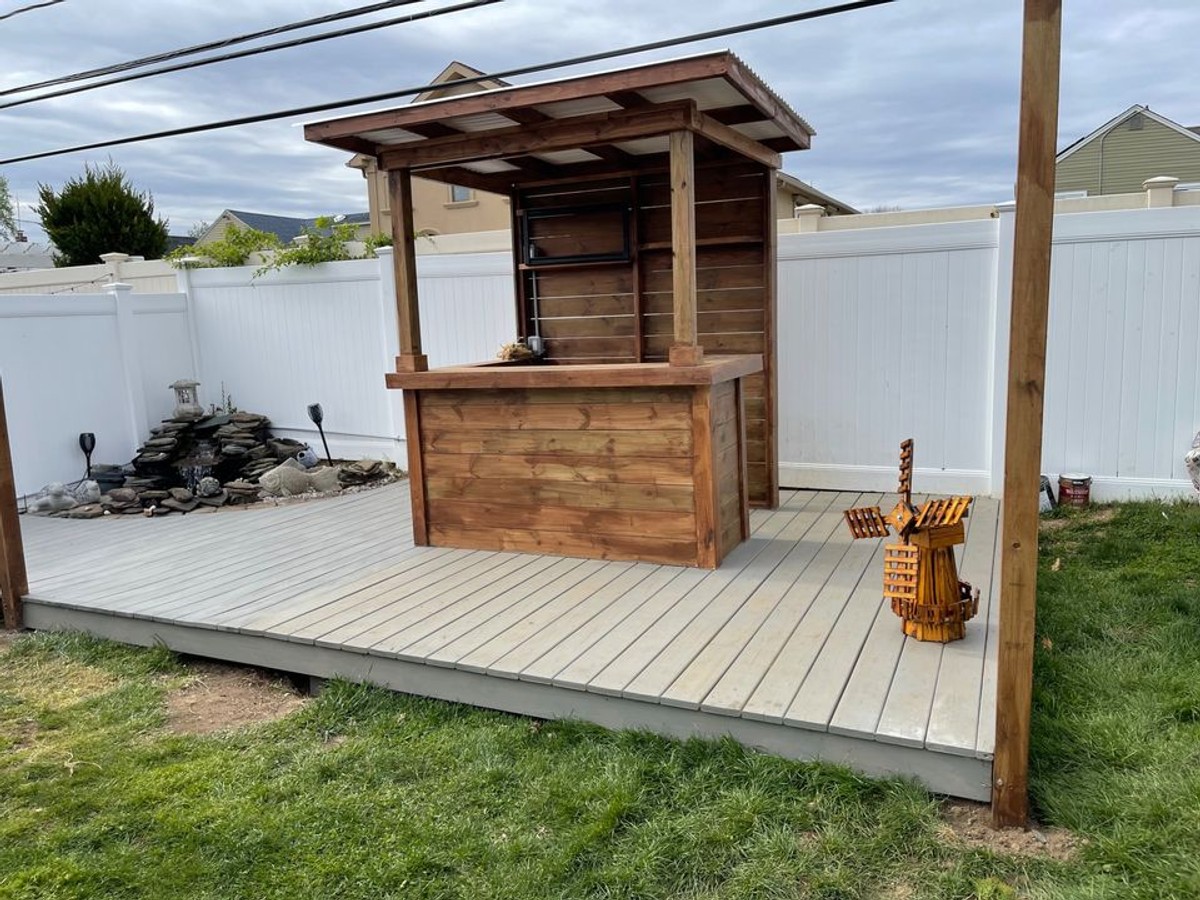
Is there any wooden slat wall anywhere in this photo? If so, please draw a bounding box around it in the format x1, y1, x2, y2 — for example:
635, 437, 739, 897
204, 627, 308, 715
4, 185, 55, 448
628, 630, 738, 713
419, 386, 701, 565
513, 159, 777, 508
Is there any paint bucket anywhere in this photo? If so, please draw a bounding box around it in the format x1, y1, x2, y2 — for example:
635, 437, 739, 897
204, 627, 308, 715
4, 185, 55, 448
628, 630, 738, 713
1058, 474, 1091, 508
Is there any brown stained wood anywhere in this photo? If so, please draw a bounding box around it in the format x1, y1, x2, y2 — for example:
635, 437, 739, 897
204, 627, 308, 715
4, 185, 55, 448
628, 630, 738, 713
643, 310, 764, 336
670, 130, 700, 362
380, 101, 698, 170
642, 262, 764, 293
538, 316, 638, 339
304, 51, 808, 150
420, 386, 690, 407
534, 268, 635, 297
537, 295, 635, 318
994, 0, 1063, 830
421, 428, 692, 458
691, 386, 719, 569
423, 452, 695, 486
693, 112, 780, 169
712, 382, 738, 427
425, 476, 695, 512
404, 391, 429, 545
640, 196, 765, 246
428, 499, 696, 541
388, 356, 762, 390
735, 378, 751, 541
419, 399, 692, 431
387, 169, 426, 369
428, 523, 698, 566
543, 336, 638, 361
761, 162, 780, 508
642, 291, 765, 316
0, 377, 28, 630
630, 174, 645, 364
648, 333, 765, 356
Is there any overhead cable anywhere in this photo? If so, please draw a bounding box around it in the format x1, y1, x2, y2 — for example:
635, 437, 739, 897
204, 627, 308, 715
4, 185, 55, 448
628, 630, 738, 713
0, 0, 64, 22
0, 0, 894, 166
0, 0, 502, 111
1, 0, 430, 98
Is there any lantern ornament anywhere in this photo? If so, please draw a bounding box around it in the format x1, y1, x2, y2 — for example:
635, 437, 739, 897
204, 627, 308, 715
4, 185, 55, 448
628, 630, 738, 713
170, 379, 203, 420
843, 439, 979, 642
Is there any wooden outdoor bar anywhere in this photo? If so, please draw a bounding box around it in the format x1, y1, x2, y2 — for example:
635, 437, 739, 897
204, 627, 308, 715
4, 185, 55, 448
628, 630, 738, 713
306, 51, 814, 568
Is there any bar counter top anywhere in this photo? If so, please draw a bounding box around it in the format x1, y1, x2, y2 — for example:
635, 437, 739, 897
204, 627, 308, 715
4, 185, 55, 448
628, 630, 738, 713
386, 354, 763, 391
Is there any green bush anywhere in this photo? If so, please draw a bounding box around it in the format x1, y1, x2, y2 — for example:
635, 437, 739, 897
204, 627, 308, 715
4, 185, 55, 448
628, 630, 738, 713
167, 224, 281, 268
35, 162, 168, 266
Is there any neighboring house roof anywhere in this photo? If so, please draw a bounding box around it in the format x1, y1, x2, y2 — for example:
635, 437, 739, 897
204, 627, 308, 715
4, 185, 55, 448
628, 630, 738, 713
1057, 104, 1200, 162
413, 61, 510, 103
0, 241, 55, 272
208, 210, 370, 244
777, 172, 858, 215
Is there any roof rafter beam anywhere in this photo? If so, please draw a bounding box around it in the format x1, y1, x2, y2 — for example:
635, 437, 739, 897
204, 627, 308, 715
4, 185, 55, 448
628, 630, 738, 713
378, 100, 780, 172
412, 165, 515, 194
379, 100, 699, 170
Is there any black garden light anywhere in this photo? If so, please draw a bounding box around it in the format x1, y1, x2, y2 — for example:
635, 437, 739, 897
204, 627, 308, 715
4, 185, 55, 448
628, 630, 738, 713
307, 403, 332, 465
78, 432, 96, 478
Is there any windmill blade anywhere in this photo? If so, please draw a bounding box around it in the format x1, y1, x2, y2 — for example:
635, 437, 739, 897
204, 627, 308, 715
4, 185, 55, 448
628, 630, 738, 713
914, 495, 972, 529
897, 438, 914, 505
844, 506, 890, 539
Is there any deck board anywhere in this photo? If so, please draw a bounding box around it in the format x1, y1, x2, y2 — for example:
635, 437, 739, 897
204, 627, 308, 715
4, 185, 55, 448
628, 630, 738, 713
17, 480, 996, 800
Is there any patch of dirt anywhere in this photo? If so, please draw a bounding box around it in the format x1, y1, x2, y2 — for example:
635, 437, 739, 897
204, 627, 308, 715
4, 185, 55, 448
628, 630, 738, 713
939, 801, 1081, 861
1040, 507, 1116, 533
166, 661, 308, 735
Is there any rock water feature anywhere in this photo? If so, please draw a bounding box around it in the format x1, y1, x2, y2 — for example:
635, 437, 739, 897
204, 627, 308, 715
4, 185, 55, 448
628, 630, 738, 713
28, 383, 397, 519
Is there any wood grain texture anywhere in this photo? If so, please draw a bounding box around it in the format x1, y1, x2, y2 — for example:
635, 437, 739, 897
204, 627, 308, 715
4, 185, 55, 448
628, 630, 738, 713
670, 129, 699, 355
993, 0, 1062, 829
387, 169, 425, 368
0, 377, 27, 629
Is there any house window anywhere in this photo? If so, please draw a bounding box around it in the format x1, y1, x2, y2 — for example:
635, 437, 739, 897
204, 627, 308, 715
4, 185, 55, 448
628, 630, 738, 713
449, 184, 472, 203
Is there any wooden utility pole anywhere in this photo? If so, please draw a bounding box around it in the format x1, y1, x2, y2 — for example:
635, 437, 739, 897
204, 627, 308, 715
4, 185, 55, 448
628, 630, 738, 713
0, 377, 28, 630
993, 0, 1062, 828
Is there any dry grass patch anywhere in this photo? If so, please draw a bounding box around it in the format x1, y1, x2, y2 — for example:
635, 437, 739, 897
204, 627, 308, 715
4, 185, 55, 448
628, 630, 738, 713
165, 660, 308, 735
2, 651, 119, 712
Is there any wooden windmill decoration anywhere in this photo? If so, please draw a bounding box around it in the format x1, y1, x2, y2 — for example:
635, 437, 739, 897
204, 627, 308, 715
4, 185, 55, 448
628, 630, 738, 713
843, 440, 980, 642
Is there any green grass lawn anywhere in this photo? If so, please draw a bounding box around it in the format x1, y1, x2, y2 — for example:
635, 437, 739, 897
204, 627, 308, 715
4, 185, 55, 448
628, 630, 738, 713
1, 501, 1197, 899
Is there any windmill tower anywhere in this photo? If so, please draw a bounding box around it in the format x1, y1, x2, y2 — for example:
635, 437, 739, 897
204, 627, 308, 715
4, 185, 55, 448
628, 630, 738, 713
843, 439, 980, 642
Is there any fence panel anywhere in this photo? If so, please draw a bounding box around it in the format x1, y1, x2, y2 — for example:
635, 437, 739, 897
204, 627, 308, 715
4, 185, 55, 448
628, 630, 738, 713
776, 221, 1000, 494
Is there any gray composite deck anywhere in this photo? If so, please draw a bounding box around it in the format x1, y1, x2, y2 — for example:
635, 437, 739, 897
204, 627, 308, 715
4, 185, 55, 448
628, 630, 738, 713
19, 481, 999, 800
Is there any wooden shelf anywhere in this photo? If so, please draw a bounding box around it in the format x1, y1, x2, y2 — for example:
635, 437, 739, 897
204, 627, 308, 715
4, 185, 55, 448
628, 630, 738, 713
638, 235, 764, 251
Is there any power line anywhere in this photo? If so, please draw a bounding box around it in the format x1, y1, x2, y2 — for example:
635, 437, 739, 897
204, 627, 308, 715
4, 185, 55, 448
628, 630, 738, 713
1, 0, 430, 98
0, 0, 502, 111
0, 0, 894, 167
0, 0, 64, 22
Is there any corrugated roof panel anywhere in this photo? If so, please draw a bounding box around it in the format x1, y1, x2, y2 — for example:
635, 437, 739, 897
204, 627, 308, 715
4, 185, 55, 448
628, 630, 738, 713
612, 136, 670, 155
443, 112, 520, 132
358, 127, 426, 144
534, 97, 623, 118
731, 121, 786, 140
459, 159, 521, 173
636, 77, 748, 111
532, 149, 603, 164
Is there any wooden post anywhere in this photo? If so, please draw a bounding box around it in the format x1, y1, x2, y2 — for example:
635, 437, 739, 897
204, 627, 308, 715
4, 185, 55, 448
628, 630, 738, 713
993, 0, 1062, 828
668, 129, 702, 367
0, 377, 28, 630
387, 168, 428, 373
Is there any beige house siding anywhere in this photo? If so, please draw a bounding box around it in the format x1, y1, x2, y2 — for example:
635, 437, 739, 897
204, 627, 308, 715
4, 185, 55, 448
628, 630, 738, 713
1057, 116, 1200, 195
198, 211, 244, 245
351, 156, 511, 237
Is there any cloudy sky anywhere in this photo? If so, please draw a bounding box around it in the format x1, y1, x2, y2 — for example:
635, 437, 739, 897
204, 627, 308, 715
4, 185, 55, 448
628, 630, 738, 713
2, 0, 1197, 242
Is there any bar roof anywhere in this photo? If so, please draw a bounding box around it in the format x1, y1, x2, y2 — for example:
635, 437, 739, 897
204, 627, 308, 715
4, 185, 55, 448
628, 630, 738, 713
304, 51, 813, 188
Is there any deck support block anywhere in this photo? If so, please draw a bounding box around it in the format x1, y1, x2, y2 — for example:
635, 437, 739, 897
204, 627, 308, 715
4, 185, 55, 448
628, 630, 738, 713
992, 0, 1062, 829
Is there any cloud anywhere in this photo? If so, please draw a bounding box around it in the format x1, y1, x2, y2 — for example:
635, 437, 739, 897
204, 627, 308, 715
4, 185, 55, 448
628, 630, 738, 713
2, 0, 1198, 240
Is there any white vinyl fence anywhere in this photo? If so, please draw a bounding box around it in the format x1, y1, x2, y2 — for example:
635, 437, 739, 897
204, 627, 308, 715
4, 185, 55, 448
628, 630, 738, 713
3, 204, 1199, 500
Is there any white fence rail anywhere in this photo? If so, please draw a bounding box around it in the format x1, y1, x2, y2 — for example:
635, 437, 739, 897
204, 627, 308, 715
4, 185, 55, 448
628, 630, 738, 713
3, 205, 1199, 500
